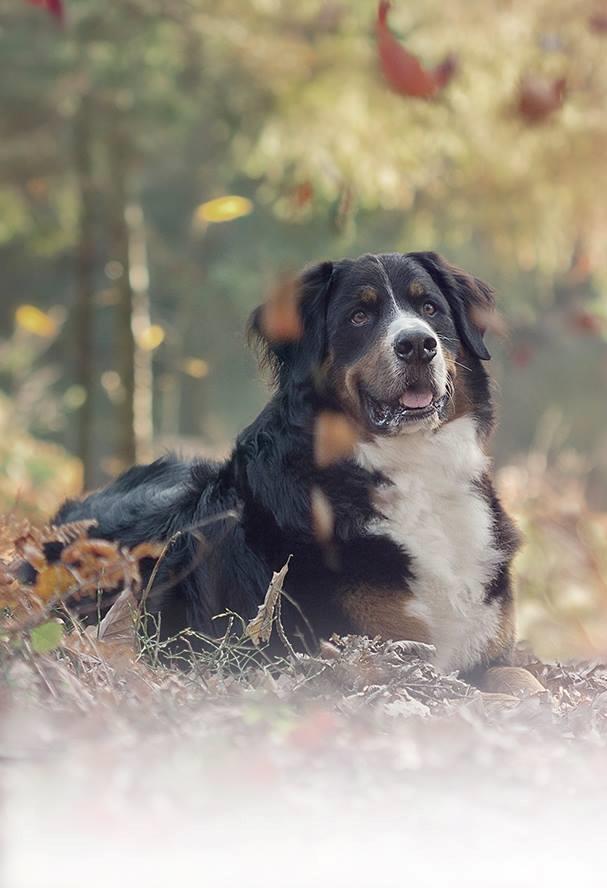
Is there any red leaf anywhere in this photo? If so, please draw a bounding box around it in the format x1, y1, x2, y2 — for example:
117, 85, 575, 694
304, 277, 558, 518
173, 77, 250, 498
510, 344, 535, 368
26, 0, 64, 22
292, 181, 314, 208
568, 309, 604, 336
376, 2, 456, 99
517, 75, 566, 124
589, 13, 607, 34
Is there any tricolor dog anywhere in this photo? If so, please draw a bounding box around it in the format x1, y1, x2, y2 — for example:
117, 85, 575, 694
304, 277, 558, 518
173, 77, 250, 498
52, 251, 540, 690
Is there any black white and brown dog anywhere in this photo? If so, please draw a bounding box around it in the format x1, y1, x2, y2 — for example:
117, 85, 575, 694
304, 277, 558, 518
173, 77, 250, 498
52, 251, 541, 692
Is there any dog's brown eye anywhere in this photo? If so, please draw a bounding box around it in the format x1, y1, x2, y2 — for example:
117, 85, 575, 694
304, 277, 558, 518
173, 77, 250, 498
422, 301, 437, 317
350, 309, 369, 326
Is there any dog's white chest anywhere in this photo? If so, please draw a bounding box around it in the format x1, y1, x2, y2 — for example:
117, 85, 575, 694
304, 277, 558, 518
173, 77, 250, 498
357, 417, 503, 672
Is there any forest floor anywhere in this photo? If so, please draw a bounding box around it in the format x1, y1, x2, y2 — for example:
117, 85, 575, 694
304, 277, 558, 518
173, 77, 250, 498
2, 634, 607, 888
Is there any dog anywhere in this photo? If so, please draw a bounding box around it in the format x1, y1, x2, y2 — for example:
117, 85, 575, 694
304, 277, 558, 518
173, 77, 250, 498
52, 251, 541, 691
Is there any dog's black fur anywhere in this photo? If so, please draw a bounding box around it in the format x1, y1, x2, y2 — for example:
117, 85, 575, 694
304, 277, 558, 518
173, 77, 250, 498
50, 251, 519, 673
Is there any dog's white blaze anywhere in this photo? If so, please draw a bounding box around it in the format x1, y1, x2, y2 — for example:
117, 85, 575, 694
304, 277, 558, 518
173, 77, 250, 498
385, 311, 448, 402
357, 416, 504, 673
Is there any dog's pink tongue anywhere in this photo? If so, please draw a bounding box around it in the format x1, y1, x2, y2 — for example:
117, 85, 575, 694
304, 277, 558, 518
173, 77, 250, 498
400, 391, 433, 409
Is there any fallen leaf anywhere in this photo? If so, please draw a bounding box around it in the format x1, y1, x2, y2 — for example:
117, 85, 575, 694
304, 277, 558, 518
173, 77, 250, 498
34, 563, 77, 603
245, 560, 290, 646
314, 411, 358, 467
30, 620, 64, 654
376, 2, 457, 99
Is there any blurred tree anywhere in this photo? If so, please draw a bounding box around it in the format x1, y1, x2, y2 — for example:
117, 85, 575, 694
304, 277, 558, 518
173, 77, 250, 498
0, 0, 606, 487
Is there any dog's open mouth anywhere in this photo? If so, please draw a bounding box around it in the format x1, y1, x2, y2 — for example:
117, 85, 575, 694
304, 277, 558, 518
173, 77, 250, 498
362, 388, 447, 432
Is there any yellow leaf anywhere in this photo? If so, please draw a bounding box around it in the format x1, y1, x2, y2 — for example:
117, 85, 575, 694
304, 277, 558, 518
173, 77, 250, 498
181, 358, 209, 379
194, 195, 253, 224
137, 324, 165, 352
15, 305, 58, 338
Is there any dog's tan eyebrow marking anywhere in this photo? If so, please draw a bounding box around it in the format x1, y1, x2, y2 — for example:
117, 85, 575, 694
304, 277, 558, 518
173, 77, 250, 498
408, 280, 426, 298
357, 286, 379, 304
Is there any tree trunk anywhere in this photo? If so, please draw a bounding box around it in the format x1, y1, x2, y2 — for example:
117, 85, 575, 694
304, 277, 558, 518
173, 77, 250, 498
73, 97, 96, 490
126, 202, 153, 463
107, 122, 137, 471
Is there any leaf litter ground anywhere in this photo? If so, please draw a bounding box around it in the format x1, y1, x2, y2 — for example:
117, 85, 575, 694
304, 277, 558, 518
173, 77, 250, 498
2, 633, 607, 887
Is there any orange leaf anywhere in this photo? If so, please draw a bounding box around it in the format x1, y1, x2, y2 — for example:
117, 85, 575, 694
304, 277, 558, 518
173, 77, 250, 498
314, 411, 358, 468
259, 275, 303, 343
34, 564, 77, 603
310, 486, 335, 542
376, 2, 456, 99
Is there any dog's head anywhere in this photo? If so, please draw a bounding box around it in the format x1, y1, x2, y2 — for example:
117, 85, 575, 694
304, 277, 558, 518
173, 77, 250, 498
250, 252, 495, 437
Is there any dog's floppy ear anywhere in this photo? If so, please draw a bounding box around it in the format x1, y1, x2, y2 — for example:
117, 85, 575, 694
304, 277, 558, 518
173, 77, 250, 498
408, 252, 495, 360
248, 260, 335, 386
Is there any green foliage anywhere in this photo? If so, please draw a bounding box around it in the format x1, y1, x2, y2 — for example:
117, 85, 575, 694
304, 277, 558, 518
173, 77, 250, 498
30, 620, 64, 654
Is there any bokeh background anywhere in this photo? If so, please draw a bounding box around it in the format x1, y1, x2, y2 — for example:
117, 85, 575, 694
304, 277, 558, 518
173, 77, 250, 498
1, 0, 606, 659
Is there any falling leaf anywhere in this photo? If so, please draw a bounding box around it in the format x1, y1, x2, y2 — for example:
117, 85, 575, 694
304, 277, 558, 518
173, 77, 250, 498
26, 0, 64, 22
194, 195, 253, 225
292, 181, 314, 208
182, 358, 209, 379
589, 13, 607, 34
310, 486, 334, 542
15, 304, 58, 338
517, 75, 566, 124
568, 309, 604, 336
259, 274, 303, 343
137, 324, 165, 351
314, 411, 358, 468
510, 343, 535, 368
376, 2, 457, 99
470, 305, 508, 338
30, 620, 64, 654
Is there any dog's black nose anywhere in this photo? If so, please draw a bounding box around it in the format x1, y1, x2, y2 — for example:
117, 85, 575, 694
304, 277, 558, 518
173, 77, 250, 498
394, 331, 437, 363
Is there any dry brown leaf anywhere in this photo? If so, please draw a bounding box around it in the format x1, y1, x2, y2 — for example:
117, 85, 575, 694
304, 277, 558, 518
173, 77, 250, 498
314, 411, 358, 467
245, 560, 290, 646
61, 539, 141, 593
